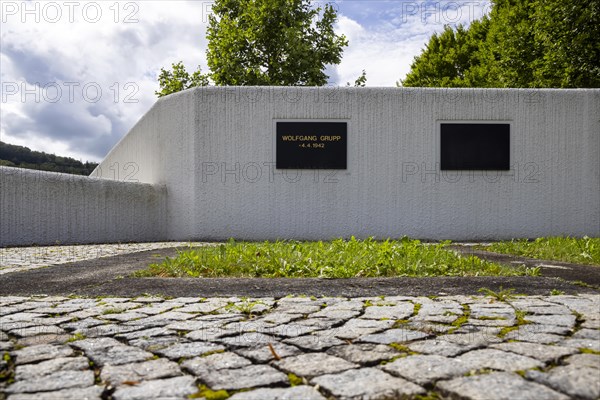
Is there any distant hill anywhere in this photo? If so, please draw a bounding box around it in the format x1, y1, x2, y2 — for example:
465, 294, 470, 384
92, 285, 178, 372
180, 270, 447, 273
0, 141, 98, 176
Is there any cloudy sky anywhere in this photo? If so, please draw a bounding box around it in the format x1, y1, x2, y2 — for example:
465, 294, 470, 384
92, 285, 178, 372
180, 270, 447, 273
1, 0, 490, 163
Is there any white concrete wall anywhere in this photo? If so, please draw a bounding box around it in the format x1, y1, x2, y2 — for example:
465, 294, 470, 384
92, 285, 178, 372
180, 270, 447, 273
94, 87, 599, 240
0, 167, 167, 246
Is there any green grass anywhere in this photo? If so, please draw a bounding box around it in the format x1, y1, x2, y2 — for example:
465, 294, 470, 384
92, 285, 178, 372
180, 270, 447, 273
133, 237, 538, 278
484, 236, 600, 266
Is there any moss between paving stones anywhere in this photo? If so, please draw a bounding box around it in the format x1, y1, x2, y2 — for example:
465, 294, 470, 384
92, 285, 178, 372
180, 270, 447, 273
382, 343, 418, 362
579, 348, 600, 355
190, 385, 230, 400
498, 310, 532, 338
0, 352, 15, 385
447, 304, 471, 334
287, 373, 304, 386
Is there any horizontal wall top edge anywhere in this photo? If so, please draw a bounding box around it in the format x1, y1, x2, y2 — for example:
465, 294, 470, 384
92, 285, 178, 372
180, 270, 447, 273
184, 86, 600, 92
0, 166, 165, 187
157, 86, 600, 99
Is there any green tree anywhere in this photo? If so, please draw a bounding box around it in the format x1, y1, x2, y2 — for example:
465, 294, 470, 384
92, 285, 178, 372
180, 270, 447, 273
346, 70, 367, 87
156, 62, 210, 97
0, 141, 98, 175
400, 18, 490, 87
531, 0, 600, 87
206, 0, 348, 86
401, 0, 599, 88
480, 0, 540, 87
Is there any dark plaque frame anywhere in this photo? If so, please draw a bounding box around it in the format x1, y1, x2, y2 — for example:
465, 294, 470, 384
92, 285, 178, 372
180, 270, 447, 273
276, 121, 347, 169
440, 123, 510, 170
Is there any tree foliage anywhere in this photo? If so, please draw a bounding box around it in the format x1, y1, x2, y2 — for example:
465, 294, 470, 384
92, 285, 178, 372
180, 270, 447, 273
156, 0, 350, 96
156, 62, 210, 98
206, 0, 348, 86
347, 70, 367, 87
531, 0, 600, 87
400, 18, 490, 87
0, 141, 98, 175
401, 0, 599, 88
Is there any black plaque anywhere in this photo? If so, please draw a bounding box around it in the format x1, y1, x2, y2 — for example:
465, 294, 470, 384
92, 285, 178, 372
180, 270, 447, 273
440, 123, 510, 170
276, 122, 347, 169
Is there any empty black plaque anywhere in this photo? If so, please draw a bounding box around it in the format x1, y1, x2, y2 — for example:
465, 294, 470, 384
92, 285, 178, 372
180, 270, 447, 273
276, 122, 347, 169
440, 123, 510, 170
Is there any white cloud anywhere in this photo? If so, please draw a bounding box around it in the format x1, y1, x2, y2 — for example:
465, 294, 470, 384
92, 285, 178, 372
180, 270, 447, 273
333, 1, 491, 87
1, 1, 490, 163
1, 0, 210, 162
334, 15, 428, 86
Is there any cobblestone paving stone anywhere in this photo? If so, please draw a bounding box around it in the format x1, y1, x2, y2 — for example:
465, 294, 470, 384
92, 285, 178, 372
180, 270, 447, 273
0, 294, 598, 399
0, 243, 208, 275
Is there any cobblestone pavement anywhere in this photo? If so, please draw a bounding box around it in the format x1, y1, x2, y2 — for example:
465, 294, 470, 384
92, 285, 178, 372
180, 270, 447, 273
0, 243, 208, 275
1, 294, 599, 399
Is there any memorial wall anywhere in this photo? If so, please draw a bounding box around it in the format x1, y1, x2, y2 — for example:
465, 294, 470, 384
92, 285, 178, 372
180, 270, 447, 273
2, 87, 597, 245
93, 87, 599, 241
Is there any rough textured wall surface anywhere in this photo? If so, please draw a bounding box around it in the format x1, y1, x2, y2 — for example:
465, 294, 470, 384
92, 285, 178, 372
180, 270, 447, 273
93, 87, 599, 240
0, 167, 167, 246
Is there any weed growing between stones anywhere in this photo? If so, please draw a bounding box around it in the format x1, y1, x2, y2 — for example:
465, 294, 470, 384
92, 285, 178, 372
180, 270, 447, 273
478, 286, 517, 302
225, 298, 265, 317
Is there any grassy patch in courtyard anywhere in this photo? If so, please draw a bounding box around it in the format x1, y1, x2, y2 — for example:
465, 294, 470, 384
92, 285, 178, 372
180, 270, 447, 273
133, 237, 539, 278
484, 237, 600, 266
